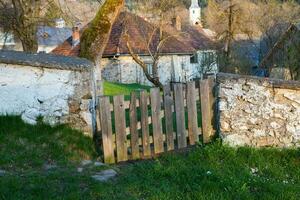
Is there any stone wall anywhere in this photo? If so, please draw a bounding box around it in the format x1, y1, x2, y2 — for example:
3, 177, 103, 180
217, 73, 300, 147
0, 51, 95, 134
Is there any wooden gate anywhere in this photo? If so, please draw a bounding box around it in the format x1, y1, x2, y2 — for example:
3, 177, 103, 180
97, 79, 216, 164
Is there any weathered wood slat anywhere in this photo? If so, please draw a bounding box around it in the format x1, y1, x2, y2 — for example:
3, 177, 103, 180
208, 77, 216, 136
140, 90, 151, 157
174, 84, 187, 149
186, 81, 198, 145
113, 130, 201, 147
96, 108, 101, 133
99, 80, 211, 164
108, 93, 200, 112
150, 88, 164, 154
96, 80, 104, 96
163, 84, 174, 151
129, 92, 140, 160
200, 79, 213, 143
99, 96, 115, 164
113, 95, 128, 162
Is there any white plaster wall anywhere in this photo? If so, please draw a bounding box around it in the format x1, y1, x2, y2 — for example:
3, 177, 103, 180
0, 63, 91, 127
101, 55, 198, 86
38, 45, 57, 53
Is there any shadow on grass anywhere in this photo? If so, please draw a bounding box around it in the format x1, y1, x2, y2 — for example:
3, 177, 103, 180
0, 116, 97, 170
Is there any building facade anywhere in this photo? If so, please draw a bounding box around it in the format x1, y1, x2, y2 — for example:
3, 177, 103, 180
53, 9, 218, 86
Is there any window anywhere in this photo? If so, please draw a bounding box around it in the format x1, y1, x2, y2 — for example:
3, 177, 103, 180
190, 54, 198, 64
146, 63, 153, 75
200, 51, 217, 74
202, 52, 215, 65
0, 32, 15, 45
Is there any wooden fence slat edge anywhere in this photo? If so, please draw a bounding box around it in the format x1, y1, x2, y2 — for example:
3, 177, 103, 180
150, 88, 164, 154
163, 84, 175, 151
113, 95, 128, 162
99, 96, 115, 164
140, 90, 151, 157
174, 83, 187, 149
187, 81, 198, 145
129, 92, 140, 160
200, 79, 213, 144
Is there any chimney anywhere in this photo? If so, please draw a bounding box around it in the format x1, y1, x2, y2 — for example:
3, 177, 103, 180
72, 26, 80, 47
172, 16, 182, 31
55, 18, 65, 28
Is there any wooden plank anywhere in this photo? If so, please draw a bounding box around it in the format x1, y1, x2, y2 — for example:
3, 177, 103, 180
186, 81, 198, 145
96, 108, 101, 133
208, 77, 216, 135
108, 94, 201, 112
200, 79, 213, 144
174, 84, 187, 149
129, 92, 140, 160
96, 80, 104, 95
150, 88, 164, 154
140, 90, 151, 157
163, 84, 174, 151
99, 96, 115, 164
113, 95, 128, 162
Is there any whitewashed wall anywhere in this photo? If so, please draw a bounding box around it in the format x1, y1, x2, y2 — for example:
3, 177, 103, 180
0, 51, 95, 134
101, 54, 207, 86
101, 51, 219, 86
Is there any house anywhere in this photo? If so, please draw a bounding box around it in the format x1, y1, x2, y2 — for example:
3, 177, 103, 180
37, 25, 72, 53
0, 19, 73, 53
52, 2, 217, 85
0, 29, 22, 51
259, 23, 300, 80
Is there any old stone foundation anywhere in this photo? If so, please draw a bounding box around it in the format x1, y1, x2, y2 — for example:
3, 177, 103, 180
0, 51, 95, 134
217, 73, 300, 147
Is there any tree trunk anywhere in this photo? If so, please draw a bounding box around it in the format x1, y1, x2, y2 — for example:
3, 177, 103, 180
18, 26, 39, 53
80, 0, 125, 62
126, 41, 163, 88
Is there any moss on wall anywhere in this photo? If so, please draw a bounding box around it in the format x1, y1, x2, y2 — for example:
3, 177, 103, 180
80, 0, 124, 61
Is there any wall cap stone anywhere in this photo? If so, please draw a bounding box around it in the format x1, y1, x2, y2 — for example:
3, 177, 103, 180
0, 50, 93, 71
217, 73, 300, 90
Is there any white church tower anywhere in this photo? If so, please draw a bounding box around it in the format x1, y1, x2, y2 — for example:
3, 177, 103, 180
189, 0, 201, 25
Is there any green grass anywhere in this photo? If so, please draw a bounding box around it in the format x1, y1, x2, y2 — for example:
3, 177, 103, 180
1, 116, 300, 199
104, 81, 151, 97
0, 116, 98, 170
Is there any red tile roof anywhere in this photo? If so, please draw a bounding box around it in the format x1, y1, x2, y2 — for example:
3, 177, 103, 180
52, 11, 215, 58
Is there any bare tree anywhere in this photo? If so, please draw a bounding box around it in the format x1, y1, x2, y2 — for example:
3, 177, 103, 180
204, 0, 300, 73
205, 0, 255, 70
123, 0, 185, 87
196, 51, 218, 77
125, 26, 182, 88
0, 0, 45, 52
0, 0, 103, 52
254, 0, 300, 59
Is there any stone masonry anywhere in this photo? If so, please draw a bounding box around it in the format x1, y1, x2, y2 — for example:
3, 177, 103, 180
217, 73, 300, 147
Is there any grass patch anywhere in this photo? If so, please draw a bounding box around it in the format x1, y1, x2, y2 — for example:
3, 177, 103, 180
1, 116, 300, 199
0, 116, 97, 171
104, 81, 151, 97
95, 143, 300, 200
